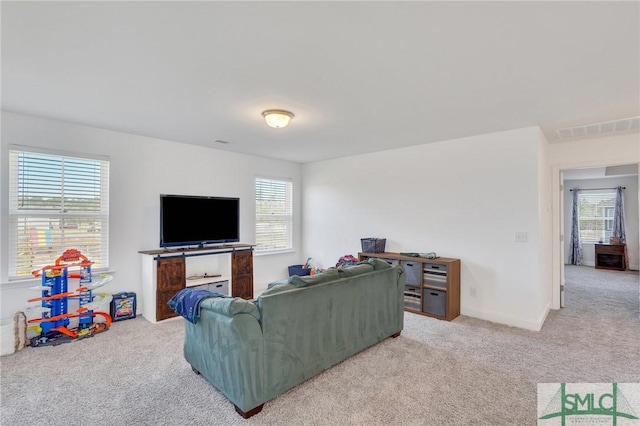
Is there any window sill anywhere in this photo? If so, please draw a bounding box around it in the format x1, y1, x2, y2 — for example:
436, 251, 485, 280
2, 277, 41, 289
254, 249, 295, 257
3, 269, 115, 289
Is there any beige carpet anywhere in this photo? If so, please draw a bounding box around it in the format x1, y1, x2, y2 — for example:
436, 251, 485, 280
1, 265, 638, 425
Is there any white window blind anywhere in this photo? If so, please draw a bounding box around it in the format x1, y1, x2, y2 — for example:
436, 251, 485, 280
255, 177, 293, 253
8, 149, 110, 278
577, 189, 616, 243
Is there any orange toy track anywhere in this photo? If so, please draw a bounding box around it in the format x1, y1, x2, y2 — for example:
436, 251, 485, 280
52, 316, 111, 339
28, 249, 111, 345
28, 311, 112, 328
27, 287, 89, 303
52, 321, 109, 339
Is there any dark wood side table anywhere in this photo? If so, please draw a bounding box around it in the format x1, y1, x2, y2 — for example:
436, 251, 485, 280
594, 244, 627, 271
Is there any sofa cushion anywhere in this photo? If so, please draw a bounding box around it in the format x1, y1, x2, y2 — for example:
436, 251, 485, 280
288, 268, 340, 287
267, 279, 289, 290
365, 257, 393, 270
260, 282, 296, 297
338, 263, 374, 278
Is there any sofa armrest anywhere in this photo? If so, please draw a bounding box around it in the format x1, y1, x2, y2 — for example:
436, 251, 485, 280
183, 298, 264, 413
199, 296, 261, 321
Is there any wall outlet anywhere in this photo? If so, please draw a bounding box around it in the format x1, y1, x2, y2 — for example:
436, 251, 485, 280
470, 287, 477, 297
515, 232, 528, 243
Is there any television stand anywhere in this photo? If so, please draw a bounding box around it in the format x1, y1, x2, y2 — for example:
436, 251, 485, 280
139, 244, 254, 323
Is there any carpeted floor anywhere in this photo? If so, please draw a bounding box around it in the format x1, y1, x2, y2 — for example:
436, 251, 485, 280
1, 265, 638, 425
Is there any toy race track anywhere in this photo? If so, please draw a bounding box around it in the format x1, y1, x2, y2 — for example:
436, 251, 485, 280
26, 249, 114, 347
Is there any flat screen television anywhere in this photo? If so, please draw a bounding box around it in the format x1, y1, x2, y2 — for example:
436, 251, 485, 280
160, 194, 240, 248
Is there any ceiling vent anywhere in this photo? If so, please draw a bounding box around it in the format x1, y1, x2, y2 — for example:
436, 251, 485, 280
554, 116, 640, 141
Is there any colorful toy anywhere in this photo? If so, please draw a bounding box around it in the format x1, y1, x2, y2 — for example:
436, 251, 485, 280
26, 249, 113, 347
336, 254, 359, 268
110, 292, 136, 321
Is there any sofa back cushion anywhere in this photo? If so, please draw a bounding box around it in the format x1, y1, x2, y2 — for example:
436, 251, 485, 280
337, 263, 374, 278
288, 268, 340, 287
259, 282, 297, 297
365, 257, 393, 270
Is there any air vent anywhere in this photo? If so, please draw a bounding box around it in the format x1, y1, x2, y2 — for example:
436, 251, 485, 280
554, 116, 640, 141
213, 139, 230, 144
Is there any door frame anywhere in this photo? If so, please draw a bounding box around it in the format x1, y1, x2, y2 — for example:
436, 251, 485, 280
551, 160, 640, 310
559, 170, 565, 308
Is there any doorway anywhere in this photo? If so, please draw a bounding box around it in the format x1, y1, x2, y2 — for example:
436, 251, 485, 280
553, 163, 639, 309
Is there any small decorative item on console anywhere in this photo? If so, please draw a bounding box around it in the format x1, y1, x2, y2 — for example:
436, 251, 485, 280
400, 252, 439, 259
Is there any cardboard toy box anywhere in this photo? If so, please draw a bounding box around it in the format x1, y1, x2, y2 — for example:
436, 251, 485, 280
110, 292, 136, 321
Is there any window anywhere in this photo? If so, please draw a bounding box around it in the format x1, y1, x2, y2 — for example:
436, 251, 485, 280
255, 177, 293, 253
577, 189, 616, 243
8, 148, 109, 278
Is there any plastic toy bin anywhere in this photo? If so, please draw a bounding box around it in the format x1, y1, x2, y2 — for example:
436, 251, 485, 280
288, 265, 311, 277
422, 289, 446, 317
401, 261, 422, 286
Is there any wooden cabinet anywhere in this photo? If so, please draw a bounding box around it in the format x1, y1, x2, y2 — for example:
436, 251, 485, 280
595, 244, 627, 271
139, 244, 254, 323
359, 252, 461, 321
231, 250, 254, 300
156, 257, 185, 321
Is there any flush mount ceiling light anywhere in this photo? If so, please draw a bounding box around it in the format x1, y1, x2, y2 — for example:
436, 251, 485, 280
262, 109, 294, 128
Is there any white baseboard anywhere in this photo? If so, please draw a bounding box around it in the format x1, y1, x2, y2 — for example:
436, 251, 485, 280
461, 303, 550, 331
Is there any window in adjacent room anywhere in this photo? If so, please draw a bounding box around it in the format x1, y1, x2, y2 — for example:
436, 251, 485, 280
8, 147, 110, 279
255, 177, 293, 253
577, 189, 616, 243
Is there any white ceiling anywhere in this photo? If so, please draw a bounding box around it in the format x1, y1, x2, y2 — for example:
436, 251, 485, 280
2, 1, 639, 164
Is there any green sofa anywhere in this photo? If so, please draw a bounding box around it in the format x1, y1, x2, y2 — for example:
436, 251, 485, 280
183, 258, 406, 418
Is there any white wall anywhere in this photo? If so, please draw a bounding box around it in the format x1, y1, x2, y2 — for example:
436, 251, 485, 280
302, 127, 548, 330
563, 175, 639, 269
0, 111, 303, 319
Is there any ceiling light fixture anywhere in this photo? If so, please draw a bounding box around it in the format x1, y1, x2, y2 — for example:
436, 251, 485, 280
262, 109, 294, 128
